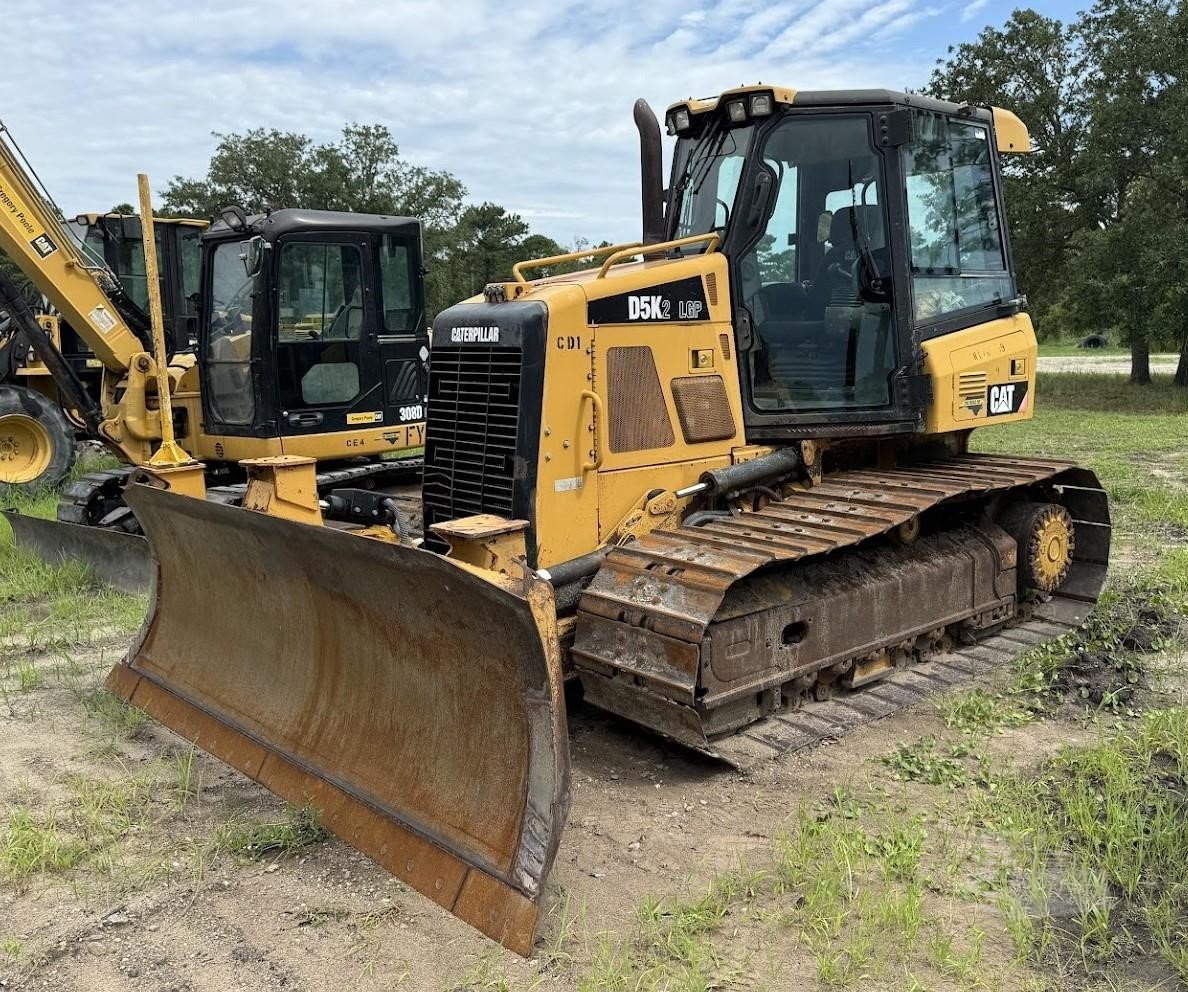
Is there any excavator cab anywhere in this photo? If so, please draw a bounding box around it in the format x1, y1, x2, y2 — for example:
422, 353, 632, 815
195, 210, 428, 454
65, 213, 205, 355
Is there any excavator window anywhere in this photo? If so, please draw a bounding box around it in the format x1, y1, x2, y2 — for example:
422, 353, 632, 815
904, 112, 1013, 321
276, 241, 364, 408
379, 235, 416, 336
206, 239, 257, 426
737, 115, 897, 414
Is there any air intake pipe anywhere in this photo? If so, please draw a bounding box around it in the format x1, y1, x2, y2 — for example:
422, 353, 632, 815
633, 99, 666, 246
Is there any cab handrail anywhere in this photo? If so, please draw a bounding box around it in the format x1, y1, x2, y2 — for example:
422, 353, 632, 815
511, 241, 641, 285
595, 233, 720, 278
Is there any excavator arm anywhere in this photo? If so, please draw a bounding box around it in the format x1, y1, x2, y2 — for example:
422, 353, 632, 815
0, 121, 185, 467
0, 122, 148, 371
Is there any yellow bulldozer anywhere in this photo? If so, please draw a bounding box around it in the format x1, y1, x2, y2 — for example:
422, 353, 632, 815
105, 87, 1110, 953
0, 121, 430, 587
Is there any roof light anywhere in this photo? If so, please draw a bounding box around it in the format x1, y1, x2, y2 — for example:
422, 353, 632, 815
726, 99, 747, 123
749, 92, 774, 117
672, 109, 691, 133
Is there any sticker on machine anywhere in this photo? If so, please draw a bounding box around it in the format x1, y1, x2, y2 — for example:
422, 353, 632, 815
347, 411, 383, 425
88, 305, 117, 333
986, 381, 1029, 416
30, 233, 58, 258
554, 476, 584, 493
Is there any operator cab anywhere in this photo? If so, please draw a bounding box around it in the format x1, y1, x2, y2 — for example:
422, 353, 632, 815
198, 209, 428, 444
664, 87, 1022, 437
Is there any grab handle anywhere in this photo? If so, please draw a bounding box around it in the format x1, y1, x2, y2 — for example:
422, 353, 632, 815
580, 390, 603, 472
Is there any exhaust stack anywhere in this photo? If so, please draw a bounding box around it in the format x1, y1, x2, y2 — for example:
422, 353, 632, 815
633, 99, 665, 246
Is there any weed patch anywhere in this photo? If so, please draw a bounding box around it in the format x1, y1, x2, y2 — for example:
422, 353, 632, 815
0, 809, 88, 881
214, 806, 329, 860
881, 736, 971, 788
980, 707, 1188, 982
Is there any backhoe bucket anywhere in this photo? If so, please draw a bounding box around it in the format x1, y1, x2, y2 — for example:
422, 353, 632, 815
106, 484, 570, 955
3, 510, 152, 593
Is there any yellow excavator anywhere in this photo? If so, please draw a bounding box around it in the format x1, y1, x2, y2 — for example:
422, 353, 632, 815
106, 88, 1110, 953
1, 211, 207, 489
0, 121, 430, 586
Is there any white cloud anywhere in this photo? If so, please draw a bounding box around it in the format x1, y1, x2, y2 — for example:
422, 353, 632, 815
3, 0, 936, 246
960, 0, 991, 23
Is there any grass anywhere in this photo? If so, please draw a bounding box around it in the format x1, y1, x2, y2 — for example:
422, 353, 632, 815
1033, 371, 1188, 413
974, 373, 1188, 555
1036, 340, 1131, 358
213, 805, 329, 860
982, 708, 1188, 980
0, 450, 146, 648
0, 808, 88, 880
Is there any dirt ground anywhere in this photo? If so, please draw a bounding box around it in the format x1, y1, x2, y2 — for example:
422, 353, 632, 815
1, 621, 1169, 992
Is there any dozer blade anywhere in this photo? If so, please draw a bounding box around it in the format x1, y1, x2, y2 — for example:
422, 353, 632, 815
2, 509, 152, 593
106, 484, 570, 955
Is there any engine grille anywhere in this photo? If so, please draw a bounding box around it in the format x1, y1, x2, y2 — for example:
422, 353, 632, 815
422, 346, 522, 545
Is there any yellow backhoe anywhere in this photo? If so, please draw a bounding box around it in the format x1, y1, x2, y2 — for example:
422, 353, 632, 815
0, 120, 430, 587
107, 88, 1110, 953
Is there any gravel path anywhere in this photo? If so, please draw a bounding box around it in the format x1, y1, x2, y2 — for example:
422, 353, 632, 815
1038, 352, 1180, 374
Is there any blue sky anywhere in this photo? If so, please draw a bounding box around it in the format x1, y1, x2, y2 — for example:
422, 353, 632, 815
4, 0, 1086, 247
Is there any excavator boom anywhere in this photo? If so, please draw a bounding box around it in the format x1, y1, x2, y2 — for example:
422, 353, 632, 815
0, 122, 146, 370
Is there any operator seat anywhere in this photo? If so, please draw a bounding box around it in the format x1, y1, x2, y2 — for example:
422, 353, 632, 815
804, 205, 884, 316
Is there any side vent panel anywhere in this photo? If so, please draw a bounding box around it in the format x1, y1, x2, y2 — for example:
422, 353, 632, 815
704, 272, 718, 307
671, 375, 736, 444
719, 332, 731, 361
607, 346, 675, 453
957, 370, 988, 414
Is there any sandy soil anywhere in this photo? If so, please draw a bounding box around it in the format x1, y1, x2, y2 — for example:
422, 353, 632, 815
1036, 352, 1179, 374
0, 625, 1145, 992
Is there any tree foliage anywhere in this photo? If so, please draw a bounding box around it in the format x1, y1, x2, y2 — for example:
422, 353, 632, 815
161, 124, 582, 316
930, 0, 1187, 384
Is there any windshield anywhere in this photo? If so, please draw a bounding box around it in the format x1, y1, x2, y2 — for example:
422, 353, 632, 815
670, 123, 754, 243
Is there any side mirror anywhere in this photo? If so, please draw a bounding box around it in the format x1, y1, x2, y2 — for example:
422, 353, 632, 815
240, 236, 266, 277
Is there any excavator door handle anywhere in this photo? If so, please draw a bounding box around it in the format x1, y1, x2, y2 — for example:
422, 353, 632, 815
287, 411, 324, 428
580, 390, 603, 473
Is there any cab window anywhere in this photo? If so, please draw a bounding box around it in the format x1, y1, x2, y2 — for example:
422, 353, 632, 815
904, 113, 1013, 321
277, 242, 364, 407
379, 235, 416, 335
205, 240, 256, 426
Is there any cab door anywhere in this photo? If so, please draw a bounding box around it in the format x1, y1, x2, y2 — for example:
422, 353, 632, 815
273, 233, 386, 437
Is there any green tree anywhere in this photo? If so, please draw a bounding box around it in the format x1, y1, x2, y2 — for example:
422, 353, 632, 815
1070, 0, 1178, 383
932, 1, 1186, 385
161, 123, 465, 230
928, 10, 1087, 339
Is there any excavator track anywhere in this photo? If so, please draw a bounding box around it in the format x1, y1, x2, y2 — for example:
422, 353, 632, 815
572, 454, 1110, 764
57, 457, 425, 531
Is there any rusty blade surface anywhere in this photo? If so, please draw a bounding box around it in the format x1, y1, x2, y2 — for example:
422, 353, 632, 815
107, 484, 569, 955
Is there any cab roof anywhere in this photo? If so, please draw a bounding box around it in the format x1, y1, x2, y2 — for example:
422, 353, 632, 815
204, 208, 421, 242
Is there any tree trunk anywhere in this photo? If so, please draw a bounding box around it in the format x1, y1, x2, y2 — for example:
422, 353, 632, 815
1175, 331, 1188, 387
1130, 337, 1152, 385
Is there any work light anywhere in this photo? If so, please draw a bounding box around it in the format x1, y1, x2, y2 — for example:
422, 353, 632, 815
750, 93, 774, 117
